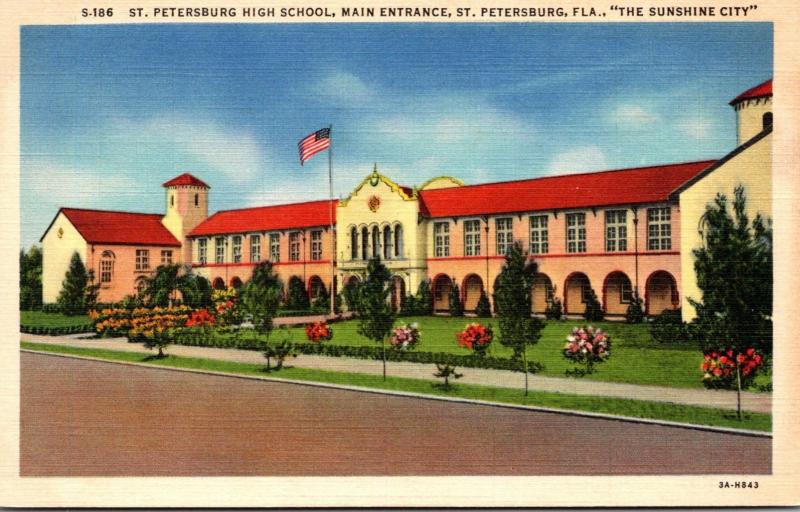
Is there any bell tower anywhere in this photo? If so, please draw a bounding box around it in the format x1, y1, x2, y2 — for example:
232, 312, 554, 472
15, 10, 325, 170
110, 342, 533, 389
161, 173, 209, 263
730, 79, 772, 145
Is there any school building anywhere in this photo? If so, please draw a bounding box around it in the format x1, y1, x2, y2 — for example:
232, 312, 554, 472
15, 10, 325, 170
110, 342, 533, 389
40, 79, 773, 320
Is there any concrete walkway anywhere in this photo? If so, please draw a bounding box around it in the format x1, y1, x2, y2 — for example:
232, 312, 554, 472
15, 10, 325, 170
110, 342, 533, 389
20, 333, 772, 414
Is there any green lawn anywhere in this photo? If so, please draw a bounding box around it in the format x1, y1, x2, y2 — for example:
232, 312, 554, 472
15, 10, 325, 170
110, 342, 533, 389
20, 311, 92, 328
21, 341, 771, 432
277, 316, 771, 391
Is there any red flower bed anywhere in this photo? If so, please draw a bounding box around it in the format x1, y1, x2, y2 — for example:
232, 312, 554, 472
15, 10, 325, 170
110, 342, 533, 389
186, 309, 215, 328
305, 321, 333, 343
702, 348, 763, 389
456, 323, 493, 356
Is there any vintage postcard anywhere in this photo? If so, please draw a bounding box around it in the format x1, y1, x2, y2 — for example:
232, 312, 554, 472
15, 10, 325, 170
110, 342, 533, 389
2, 0, 799, 507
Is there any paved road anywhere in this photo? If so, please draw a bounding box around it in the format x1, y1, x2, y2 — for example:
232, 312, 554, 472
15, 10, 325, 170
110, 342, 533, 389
22, 333, 773, 413
20, 352, 771, 476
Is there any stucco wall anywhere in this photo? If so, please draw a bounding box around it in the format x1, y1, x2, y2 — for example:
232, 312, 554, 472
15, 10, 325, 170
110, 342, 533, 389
678, 132, 772, 320
41, 212, 87, 303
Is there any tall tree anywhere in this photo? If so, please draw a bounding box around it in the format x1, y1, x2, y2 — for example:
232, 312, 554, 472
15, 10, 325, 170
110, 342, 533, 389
20, 246, 43, 310
286, 276, 310, 310
357, 257, 395, 380
690, 186, 772, 355
240, 261, 283, 336
494, 242, 544, 395
449, 281, 464, 317
56, 252, 90, 315
690, 186, 772, 419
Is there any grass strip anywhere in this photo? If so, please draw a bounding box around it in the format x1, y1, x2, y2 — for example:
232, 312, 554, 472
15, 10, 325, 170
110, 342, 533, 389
21, 341, 771, 433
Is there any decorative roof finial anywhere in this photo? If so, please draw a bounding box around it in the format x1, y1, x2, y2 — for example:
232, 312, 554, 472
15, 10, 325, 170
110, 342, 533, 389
373, 162, 378, 174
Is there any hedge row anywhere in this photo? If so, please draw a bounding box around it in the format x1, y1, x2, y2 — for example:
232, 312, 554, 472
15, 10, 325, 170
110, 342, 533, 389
20, 324, 95, 335
168, 333, 544, 374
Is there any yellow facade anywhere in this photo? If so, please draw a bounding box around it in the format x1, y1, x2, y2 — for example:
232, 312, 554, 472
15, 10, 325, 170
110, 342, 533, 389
41, 211, 88, 303
336, 169, 428, 295
678, 131, 772, 319
735, 96, 772, 145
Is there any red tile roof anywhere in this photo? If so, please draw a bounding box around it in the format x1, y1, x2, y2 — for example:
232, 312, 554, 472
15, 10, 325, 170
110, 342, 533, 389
54, 208, 181, 246
729, 79, 772, 105
189, 199, 337, 237
417, 160, 717, 218
162, 173, 210, 188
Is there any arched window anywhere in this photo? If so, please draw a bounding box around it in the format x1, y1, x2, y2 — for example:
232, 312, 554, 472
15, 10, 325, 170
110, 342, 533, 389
763, 112, 773, 130
350, 227, 358, 260
170, 194, 174, 207
383, 226, 392, 260
100, 250, 115, 283
371, 226, 380, 258
194, 193, 199, 206
394, 224, 403, 259
361, 227, 369, 260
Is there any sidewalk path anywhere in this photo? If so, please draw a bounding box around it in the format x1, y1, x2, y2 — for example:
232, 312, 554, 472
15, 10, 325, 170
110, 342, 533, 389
21, 333, 772, 414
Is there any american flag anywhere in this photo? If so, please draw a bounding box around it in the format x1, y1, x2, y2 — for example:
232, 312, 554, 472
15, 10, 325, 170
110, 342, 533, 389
298, 127, 331, 165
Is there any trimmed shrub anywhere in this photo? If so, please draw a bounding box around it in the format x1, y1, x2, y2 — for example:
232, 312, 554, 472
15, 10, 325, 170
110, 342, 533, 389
625, 292, 645, 324
449, 282, 463, 317
649, 308, 691, 344
582, 288, 604, 322
474, 291, 492, 318
545, 296, 563, 320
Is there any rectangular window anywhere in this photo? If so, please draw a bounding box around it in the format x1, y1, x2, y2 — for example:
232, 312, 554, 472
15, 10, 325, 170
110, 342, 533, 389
100, 260, 113, 283
310, 230, 323, 261
269, 233, 280, 262
529, 215, 549, 254
496, 218, 513, 256
647, 207, 672, 250
135, 249, 149, 271
160, 250, 173, 266
433, 222, 450, 257
605, 210, 628, 252
566, 213, 587, 253
232, 235, 242, 263
250, 235, 261, 263
289, 232, 301, 261
198, 239, 207, 264
463, 220, 481, 256
215, 237, 225, 264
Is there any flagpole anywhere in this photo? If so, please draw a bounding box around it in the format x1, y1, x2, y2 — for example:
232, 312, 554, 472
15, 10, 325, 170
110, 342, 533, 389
328, 124, 335, 317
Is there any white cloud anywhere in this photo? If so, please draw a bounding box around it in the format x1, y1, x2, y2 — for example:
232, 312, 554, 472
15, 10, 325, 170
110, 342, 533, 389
675, 117, 714, 139
314, 71, 377, 106
611, 104, 660, 128
134, 116, 270, 183
548, 146, 608, 175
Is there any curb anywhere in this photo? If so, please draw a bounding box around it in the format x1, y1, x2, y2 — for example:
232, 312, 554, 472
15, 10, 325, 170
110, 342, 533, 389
21, 348, 772, 439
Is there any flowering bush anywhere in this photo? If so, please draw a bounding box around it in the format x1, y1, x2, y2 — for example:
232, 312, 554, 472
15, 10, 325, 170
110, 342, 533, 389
390, 323, 421, 350
456, 323, 493, 356
90, 307, 132, 336
127, 306, 192, 341
563, 325, 610, 374
185, 309, 215, 328
212, 288, 243, 326
305, 321, 333, 343
701, 348, 764, 389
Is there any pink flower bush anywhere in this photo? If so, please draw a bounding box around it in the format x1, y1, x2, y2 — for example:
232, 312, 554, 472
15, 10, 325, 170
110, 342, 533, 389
390, 323, 421, 350
563, 325, 611, 374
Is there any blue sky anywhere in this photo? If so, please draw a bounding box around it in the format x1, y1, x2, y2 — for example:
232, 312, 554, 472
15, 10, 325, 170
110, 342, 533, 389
21, 23, 772, 248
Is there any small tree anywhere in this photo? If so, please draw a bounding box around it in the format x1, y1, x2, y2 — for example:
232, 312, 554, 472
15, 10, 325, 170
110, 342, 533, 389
494, 242, 544, 395
583, 288, 604, 322
286, 276, 310, 310
56, 252, 91, 315
179, 274, 213, 309
241, 261, 283, 337
415, 279, 433, 315
357, 257, 395, 380
474, 290, 492, 318
342, 279, 361, 313
449, 282, 463, 317
142, 264, 182, 306
690, 186, 772, 419
20, 246, 43, 311
433, 363, 462, 390
625, 291, 645, 323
